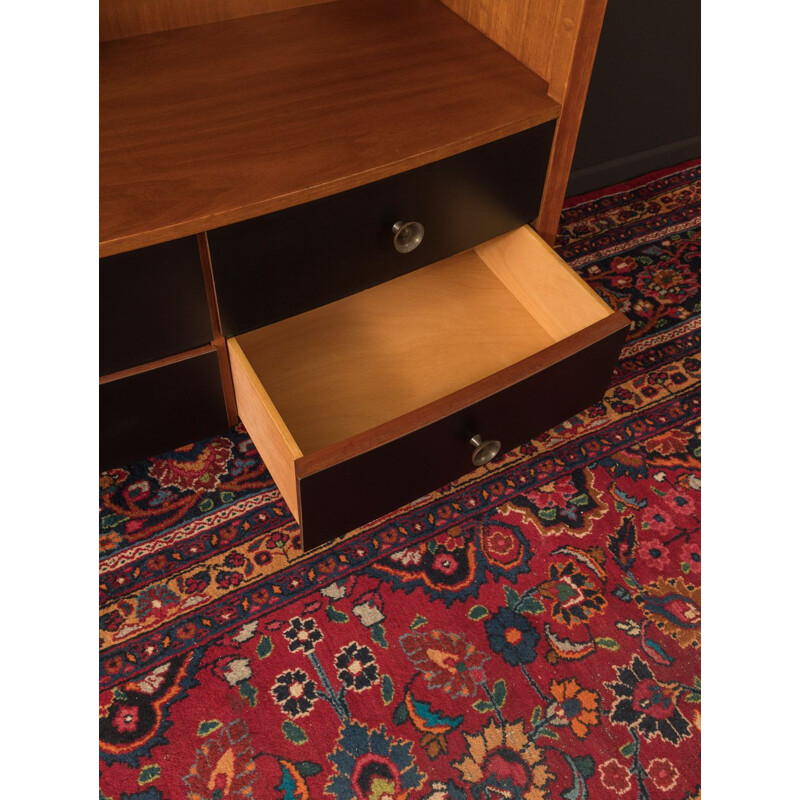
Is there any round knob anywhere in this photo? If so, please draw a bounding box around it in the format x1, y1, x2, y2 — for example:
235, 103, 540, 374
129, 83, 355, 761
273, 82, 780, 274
392, 220, 425, 253
469, 434, 501, 467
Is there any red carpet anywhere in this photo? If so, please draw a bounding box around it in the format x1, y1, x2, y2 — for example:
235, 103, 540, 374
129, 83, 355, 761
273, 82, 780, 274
100, 160, 700, 800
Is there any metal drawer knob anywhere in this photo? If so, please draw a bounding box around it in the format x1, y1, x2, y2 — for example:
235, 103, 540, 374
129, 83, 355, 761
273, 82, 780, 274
469, 434, 501, 467
392, 220, 425, 253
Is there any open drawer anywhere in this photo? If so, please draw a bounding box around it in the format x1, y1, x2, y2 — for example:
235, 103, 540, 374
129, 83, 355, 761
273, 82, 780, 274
227, 226, 629, 550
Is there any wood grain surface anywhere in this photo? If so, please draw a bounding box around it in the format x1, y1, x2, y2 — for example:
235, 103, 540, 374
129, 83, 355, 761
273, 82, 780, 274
100, 0, 560, 256
476, 225, 610, 340
196, 231, 241, 426
227, 338, 303, 518
437, 0, 559, 90
537, 0, 608, 243
295, 310, 628, 478
231, 225, 614, 455
100, 0, 336, 41
99, 343, 217, 384
233, 249, 555, 453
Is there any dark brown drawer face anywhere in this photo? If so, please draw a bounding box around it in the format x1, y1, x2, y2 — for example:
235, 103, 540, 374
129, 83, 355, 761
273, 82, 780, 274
207, 122, 556, 337
296, 317, 628, 549
99, 351, 229, 471
100, 237, 212, 375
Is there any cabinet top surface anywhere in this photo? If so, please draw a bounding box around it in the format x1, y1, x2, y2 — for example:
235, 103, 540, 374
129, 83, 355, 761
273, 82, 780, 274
100, 0, 560, 256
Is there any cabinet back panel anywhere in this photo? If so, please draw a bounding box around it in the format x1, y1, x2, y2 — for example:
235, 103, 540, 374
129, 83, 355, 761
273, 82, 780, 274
100, 0, 337, 41
100, 236, 213, 375
99, 352, 229, 470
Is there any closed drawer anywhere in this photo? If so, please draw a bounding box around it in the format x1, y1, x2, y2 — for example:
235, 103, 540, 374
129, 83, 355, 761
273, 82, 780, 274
99, 351, 229, 470
100, 237, 212, 375
208, 123, 556, 337
227, 226, 629, 550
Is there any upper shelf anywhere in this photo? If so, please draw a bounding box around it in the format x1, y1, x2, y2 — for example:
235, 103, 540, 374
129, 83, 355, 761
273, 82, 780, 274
99, 0, 561, 256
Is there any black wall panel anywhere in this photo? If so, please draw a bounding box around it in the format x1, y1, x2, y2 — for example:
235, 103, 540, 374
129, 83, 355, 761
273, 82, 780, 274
568, 0, 701, 195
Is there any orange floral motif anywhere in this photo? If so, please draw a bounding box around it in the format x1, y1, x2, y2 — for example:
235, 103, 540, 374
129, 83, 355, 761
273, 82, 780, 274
454, 719, 554, 800
644, 429, 693, 457
546, 678, 601, 738
400, 630, 488, 698
183, 719, 257, 800
99, 530, 122, 552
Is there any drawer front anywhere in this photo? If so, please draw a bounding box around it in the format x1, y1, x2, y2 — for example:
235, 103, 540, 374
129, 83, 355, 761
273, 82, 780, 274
100, 351, 229, 470
297, 316, 628, 550
208, 122, 556, 337
100, 237, 213, 375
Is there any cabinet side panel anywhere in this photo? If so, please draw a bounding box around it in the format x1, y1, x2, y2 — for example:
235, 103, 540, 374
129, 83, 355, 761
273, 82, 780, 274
537, 0, 607, 244
436, 0, 608, 244
100, 0, 337, 41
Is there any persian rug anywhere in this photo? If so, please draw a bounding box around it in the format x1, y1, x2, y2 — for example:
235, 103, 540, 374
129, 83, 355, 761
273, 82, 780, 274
100, 160, 700, 800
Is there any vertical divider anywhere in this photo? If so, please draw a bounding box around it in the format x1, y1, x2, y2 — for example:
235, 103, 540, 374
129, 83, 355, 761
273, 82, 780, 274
197, 232, 240, 427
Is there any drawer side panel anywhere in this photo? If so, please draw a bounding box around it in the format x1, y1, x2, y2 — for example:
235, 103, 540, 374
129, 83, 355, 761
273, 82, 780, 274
227, 338, 303, 519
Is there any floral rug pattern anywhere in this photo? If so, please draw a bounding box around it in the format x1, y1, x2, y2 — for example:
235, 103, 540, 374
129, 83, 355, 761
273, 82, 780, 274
100, 160, 700, 800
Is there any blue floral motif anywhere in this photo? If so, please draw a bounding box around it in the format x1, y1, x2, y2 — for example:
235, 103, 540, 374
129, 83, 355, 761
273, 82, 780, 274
484, 607, 540, 666
325, 722, 425, 799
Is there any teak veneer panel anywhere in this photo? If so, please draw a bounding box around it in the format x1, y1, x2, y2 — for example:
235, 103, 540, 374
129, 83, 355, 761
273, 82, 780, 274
437, 0, 559, 92
99, 0, 560, 256
100, 0, 336, 41
537, 0, 607, 243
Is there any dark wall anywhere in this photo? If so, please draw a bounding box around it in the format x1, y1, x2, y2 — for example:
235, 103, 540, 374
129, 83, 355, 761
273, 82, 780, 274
567, 0, 700, 196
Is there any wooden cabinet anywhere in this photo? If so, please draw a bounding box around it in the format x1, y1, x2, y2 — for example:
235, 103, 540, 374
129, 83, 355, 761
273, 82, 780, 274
99, 0, 624, 548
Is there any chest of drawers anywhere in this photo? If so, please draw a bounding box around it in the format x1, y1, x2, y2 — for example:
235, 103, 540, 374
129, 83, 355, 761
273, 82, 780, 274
99, 0, 624, 550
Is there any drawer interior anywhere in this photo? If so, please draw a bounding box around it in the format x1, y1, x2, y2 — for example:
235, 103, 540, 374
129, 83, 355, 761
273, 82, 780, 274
229, 226, 612, 479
